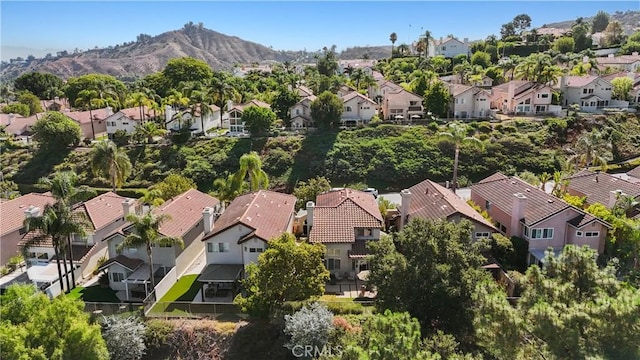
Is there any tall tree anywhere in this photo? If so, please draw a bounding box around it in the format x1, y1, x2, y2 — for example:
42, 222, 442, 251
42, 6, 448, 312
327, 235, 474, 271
438, 122, 484, 193
162, 57, 213, 89
568, 130, 613, 169
18, 91, 43, 117
209, 73, 238, 126
604, 20, 624, 46
13, 72, 64, 99
423, 80, 450, 117
90, 140, 132, 191
368, 219, 491, 344
611, 76, 633, 101
310, 91, 343, 130
292, 176, 332, 210
512, 14, 532, 35
232, 151, 269, 192
271, 87, 300, 127
125, 91, 152, 125
390, 32, 398, 58
133, 121, 166, 144
75, 89, 99, 139
591, 10, 610, 34
116, 213, 183, 289
241, 105, 277, 137
234, 233, 329, 317
31, 111, 82, 151
474, 245, 640, 359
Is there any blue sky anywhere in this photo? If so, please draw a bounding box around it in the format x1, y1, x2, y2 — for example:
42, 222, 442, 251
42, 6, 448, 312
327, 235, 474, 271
1, 1, 637, 60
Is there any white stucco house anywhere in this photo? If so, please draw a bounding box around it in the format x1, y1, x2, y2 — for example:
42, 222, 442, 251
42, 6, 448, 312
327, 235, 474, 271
340, 91, 378, 127
558, 76, 614, 112
105, 106, 154, 138
165, 104, 221, 136
290, 95, 317, 129
448, 84, 491, 119
222, 100, 271, 135
428, 37, 470, 58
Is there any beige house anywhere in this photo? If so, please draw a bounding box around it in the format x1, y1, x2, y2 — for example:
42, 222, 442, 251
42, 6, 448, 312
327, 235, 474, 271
106, 106, 154, 138
470, 173, 611, 265
199, 190, 295, 300
222, 100, 271, 135
565, 170, 640, 220
290, 95, 317, 129
369, 80, 423, 121
0, 192, 55, 266
602, 72, 640, 105
64, 108, 111, 140
398, 179, 497, 239
595, 53, 640, 72
100, 189, 220, 301
490, 80, 554, 115
308, 189, 383, 278
559, 75, 613, 111
340, 91, 378, 127
448, 84, 491, 119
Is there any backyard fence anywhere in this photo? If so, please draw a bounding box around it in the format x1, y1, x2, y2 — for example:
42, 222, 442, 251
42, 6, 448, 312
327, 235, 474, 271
84, 301, 144, 316
145, 301, 241, 319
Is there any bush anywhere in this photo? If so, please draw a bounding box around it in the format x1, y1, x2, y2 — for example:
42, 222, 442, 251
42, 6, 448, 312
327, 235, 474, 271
283, 302, 334, 353
323, 301, 366, 315
101, 315, 147, 360
510, 236, 529, 272
427, 122, 439, 132
144, 319, 174, 355
477, 122, 492, 134
112, 130, 130, 147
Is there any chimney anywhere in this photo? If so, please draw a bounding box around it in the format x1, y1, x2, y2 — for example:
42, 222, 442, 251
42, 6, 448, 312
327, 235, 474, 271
608, 53, 615, 58
510, 193, 527, 237
202, 207, 214, 234
463, 37, 469, 44
507, 82, 515, 100
400, 189, 412, 230
306, 201, 315, 227
24, 206, 41, 218
122, 198, 135, 218
608, 190, 623, 209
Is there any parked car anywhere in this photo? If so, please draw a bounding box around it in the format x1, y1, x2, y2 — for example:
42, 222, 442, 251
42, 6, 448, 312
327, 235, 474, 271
363, 188, 378, 198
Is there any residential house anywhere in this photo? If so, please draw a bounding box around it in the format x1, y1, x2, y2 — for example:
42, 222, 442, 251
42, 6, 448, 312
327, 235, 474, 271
626, 165, 640, 184
232, 64, 274, 78
222, 100, 271, 135
338, 59, 377, 75
595, 53, 640, 72
199, 190, 295, 299
296, 85, 315, 98
20, 192, 136, 280
106, 106, 154, 138
64, 108, 111, 140
428, 37, 470, 58
307, 189, 384, 278
340, 91, 378, 127
558, 75, 615, 111
0, 192, 55, 266
397, 179, 497, 239
369, 80, 424, 121
41, 98, 70, 112
290, 95, 317, 129
565, 170, 640, 219
337, 84, 358, 98
470, 173, 611, 265
490, 80, 555, 115
441, 74, 493, 88
448, 84, 491, 119
100, 189, 220, 300
602, 71, 640, 105
165, 104, 221, 136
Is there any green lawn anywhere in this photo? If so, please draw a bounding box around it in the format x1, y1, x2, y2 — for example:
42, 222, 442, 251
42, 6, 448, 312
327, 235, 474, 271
158, 274, 202, 302
67, 285, 120, 303
319, 294, 355, 302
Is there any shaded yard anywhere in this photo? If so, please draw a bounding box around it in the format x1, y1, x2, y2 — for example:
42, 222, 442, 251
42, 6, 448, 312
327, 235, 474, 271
67, 285, 120, 303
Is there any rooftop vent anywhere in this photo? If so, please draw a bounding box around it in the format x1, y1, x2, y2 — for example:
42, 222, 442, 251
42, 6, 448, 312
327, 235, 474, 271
547, 199, 554, 203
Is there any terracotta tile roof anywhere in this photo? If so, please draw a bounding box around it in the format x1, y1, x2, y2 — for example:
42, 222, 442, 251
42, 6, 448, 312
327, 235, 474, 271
563, 75, 601, 88
478, 172, 509, 183
0, 192, 55, 236
628, 165, 640, 179
153, 188, 220, 238
74, 192, 130, 231
0, 113, 25, 126
342, 91, 376, 104
64, 108, 111, 124
567, 213, 599, 228
118, 106, 154, 121
98, 254, 144, 272
203, 190, 295, 243
565, 170, 640, 207
4, 113, 41, 135
51, 244, 96, 263
449, 84, 473, 97
471, 174, 572, 226
406, 179, 497, 230
596, 55, 640, 65
601, 72, 640, 84
310, 189, 383, 244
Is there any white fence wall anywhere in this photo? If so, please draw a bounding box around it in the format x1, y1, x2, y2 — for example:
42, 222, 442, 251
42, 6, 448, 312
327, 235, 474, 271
153, 267, 178, 301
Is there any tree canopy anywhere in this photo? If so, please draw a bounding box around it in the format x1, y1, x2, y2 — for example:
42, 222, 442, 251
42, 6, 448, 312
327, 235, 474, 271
310, 91, 343, 130
64, 74, 126, 109
241, 105, 277, 137
163, 57, 213, 88
153, 173, 196, 201
31, 111, 82, 150
18, 91, 43, 116
422, 81, 450, 118
14, 72, 64, 99
293, 176, 331, 210
234, 233, 329, 317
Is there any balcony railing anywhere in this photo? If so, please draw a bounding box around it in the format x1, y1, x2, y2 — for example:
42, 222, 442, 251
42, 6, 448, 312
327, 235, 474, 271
407, 106, 423, 112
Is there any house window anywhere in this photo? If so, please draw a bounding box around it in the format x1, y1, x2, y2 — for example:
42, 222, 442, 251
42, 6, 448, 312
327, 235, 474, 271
585, 231, 599, 237
531, 228, 554, 239
588, 89, 594, 94
475, 232, 490, 239
537, 93, 549, 99
442, 46, 447, 51
524, 226, 529, 237
344, 106, 352, 112
122, 122, 129, 126
111, 272, 124, 282
325, 258, 341, 271
576, 231, 583, 237
208, 242, 230, 253
326, 249, 341, 257
248, 247, 263, 253
583, 89, 588, 94
356, 228, 372, 237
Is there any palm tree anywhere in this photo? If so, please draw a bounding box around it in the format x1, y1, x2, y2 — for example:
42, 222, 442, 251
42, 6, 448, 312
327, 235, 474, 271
538, 172, 552, 191
187, 89, 214, 136
568, 130, 613, 169
126, 92, 152, 124
551, 171, 568, 198
22, 202, 91, 293
90, 140, 132, 191
613, 194, 639, 218
232, 151, 269, 193
134, 121, 166, 144
213, 173, 247, 207
75, 89, 98, 140
37, 171, 96, 288
389, 32, 398, 58
209, 74, 238, 128
438, 122, 484, 193
116, 213, 183, 290
423, 30, 432, 58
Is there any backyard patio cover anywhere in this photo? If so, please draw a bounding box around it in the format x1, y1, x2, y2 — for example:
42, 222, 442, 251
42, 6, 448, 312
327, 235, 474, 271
198, 264, 244, 283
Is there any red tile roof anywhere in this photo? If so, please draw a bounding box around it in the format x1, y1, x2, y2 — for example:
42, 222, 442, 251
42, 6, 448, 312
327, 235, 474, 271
0, 193, 55, 236
406, 179, 496, 230
596, 55, 640, 65
153, 188, 220, 238
74, 192, 130, 231
310, 189, 383, 244
565, 170, 640, 207
202, 190, 295, 243
64, 108, 111, 124
98, 254, 144, 272
0, 113, 25, 126
563, 75, 603, 88
341, 91, 376, 104
119, 106, 154, 121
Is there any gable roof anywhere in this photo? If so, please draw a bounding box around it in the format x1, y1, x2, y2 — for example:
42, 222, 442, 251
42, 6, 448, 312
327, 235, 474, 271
310, 189, 383, 244
565, 170, 640, 206
74, 192, 129, 231
203, 190, 295, 242
563, 75, 610, 88
64, 108, 111, 124
628, 165, 640, 179
449, 84, 473, 97
342, 91, 376, 104
596, 55, 640, 65
117, 106, 154, 121
0, 192, 55, 236
153, 188, 220, 238
98, 254, 144, 272
471, 174, 603, 227
406, 179, 496, 230
493, 81, 552, 99
296, 85, 314, 97
601, 72, 640, 85
377, 80, 424, 101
